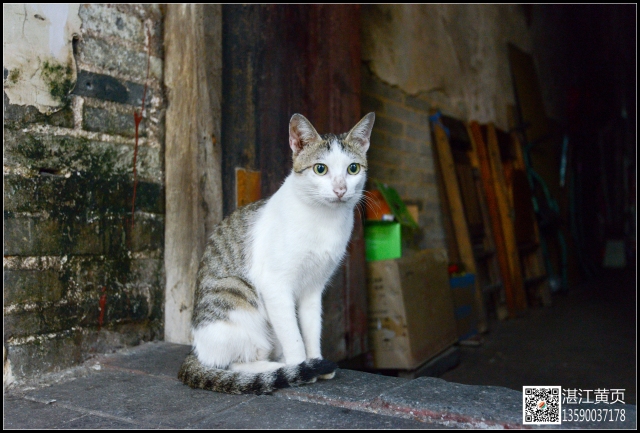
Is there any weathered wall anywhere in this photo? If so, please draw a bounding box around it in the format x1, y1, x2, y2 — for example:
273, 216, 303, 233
362, 4, 564, 129
360, 4, 571, 255
4, 4, 166, 385
361, 67, 446, 251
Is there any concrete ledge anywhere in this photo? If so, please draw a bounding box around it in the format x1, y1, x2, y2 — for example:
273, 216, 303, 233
4, 341, 636, 429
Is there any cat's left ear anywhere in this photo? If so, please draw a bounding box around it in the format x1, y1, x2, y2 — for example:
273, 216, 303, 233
346, 112, 375, 152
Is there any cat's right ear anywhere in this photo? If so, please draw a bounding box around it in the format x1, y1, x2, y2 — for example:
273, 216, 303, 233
289, 114, 321, 155
345, 112, 375, 152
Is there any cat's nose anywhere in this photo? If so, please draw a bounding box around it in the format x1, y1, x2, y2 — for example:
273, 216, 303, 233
333, 187, 346, 198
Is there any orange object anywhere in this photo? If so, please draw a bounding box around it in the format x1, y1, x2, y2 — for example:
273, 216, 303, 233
364, 190, 393, 220
236, 167, 262, 207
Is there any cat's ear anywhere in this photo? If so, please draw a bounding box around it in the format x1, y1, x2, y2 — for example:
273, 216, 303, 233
289, 114, 321, 155
346, 112, 375, 152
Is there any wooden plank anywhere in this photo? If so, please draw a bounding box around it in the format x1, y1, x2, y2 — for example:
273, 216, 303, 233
431, 119, 487, 333
433, 144, 461, 266
468, 122, 521, 318
507, 44, 549, 144
164, 5, 224, 343
485, 124, 528, 313
509, 130, 552, 306
461, 121, 508, 321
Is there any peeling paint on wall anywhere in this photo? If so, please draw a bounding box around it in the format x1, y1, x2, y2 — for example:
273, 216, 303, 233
362, 4, 532, 129
3, 4, 82, 113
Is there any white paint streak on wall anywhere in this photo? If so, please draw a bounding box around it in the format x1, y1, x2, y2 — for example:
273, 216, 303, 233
3, 3, 81, 113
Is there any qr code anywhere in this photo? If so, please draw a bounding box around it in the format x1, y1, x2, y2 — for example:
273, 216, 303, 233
523, 386, 561, 425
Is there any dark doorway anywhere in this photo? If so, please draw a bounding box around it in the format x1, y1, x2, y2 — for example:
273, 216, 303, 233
221, 5, 367, 361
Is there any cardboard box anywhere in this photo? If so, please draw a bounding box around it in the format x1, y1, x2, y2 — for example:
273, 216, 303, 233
364, 221, 401, 262
450, 273, 478, 340
367, 249, 458, 370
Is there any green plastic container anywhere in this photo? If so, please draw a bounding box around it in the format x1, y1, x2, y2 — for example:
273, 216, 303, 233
364, 221, 401, 262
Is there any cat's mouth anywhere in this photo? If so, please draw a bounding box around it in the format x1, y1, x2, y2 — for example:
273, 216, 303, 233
327, 197, 347, 204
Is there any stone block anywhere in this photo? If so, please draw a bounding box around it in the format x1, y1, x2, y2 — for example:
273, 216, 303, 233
3, 102, 74, 129
83, 105, 144, 138
5, 129, 163, 185
3, 214, 108, 256
79, 4, 145, 44
133, 181, 164, 214
4, 311, 43, 341
7, 333, 86, 378
3, 269, 64, 305
129, 214, 164, 253
77, 37, 162, 82
3, 216, 61, 256
73, 70, 147, 107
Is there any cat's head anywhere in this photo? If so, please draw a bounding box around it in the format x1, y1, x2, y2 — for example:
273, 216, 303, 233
289, 113, 375, 208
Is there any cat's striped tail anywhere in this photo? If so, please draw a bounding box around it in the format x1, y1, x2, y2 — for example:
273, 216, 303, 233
178, 353, 337, 395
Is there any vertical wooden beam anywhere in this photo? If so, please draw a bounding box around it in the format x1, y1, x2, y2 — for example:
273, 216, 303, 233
469, 122, 527, 317
460, 122, 508, 320
510, 130, 552, 306
164, 5, 223, 343
468, 121, 515, 317
432, 120, 487, 333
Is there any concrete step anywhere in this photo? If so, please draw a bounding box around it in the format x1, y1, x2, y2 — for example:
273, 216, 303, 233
4, 341, 635, 429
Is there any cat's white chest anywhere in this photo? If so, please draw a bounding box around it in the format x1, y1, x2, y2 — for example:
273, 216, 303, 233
248, 181, 354, 294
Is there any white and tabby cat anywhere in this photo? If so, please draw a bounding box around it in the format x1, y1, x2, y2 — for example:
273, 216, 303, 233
178, 112, 375, 394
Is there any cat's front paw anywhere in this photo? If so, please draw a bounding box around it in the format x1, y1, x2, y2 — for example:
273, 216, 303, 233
307, 358, 337, 379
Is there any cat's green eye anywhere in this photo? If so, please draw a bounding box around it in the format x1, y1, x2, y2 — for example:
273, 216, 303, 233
347, 163, 361, 175
313, 164, 328, 175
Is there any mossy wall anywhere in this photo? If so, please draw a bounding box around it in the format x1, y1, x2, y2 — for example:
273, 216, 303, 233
4, 4, 166, 381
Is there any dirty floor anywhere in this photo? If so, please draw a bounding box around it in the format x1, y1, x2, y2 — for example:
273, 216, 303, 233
441, 268, 637, 405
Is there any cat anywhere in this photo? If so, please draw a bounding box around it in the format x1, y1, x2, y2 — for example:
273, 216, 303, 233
178, 112, 375, 394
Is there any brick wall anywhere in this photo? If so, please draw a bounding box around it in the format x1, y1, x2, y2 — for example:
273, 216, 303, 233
4, 5, 166, 381
361, 66, 447, 251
